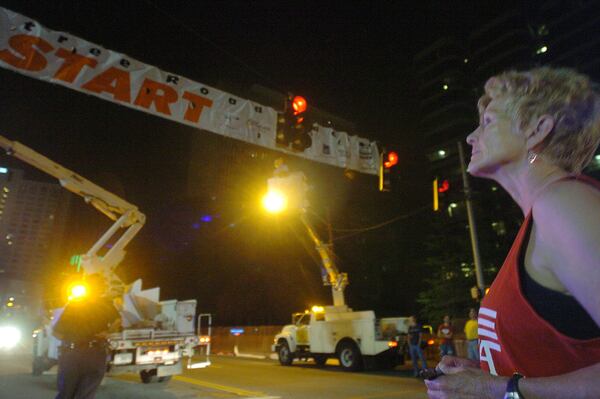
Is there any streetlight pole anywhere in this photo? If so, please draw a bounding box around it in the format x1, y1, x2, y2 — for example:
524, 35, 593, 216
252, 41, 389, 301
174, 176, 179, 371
457, 141, 486, 291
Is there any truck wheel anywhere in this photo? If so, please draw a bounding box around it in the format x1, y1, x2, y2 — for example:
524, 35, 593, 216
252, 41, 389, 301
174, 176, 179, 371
277, 341, 293, 366
338, 342, 363, 371
313, 355, 327, 367
140, 369, 158, 384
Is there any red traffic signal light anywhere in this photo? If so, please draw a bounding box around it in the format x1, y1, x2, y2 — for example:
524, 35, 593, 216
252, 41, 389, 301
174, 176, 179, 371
292, 96, 307, 115
383, 151, 398, 168
276, 95, 313, 151
379, 149, 398, 192
433, 178, 450, 211
438, 179, 450, 193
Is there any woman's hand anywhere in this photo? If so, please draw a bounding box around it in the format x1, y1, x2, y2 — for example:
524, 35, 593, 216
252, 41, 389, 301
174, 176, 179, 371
425, 356, 507, 399
437, 355, 480, 371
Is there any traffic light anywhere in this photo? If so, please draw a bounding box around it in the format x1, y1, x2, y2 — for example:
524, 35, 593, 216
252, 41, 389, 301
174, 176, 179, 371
379, 149, 398, 192
433, 177, 450, 211
276, 95, 313, 151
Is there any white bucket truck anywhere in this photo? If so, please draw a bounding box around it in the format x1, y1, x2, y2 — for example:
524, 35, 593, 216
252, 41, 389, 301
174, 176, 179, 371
105, 280, 211, 382
0, 135, 210, 383
265, 170, 407, 371
273, 306, 407, 371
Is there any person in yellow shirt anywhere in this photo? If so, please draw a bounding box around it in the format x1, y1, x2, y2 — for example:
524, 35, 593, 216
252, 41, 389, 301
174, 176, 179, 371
464, 308, 479, 361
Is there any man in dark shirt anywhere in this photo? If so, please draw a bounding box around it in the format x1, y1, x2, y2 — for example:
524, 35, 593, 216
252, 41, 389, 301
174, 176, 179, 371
407, 315, 427, 377
52, 274, 120, 399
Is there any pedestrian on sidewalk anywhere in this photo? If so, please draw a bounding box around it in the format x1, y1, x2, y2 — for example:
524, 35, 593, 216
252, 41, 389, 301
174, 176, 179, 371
464, 308, 479, 361
407, 315, 427, 376
436, 315, 455, 358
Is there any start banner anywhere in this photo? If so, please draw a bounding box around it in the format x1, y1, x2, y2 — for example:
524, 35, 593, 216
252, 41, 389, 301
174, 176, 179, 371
0, 7, 379, 175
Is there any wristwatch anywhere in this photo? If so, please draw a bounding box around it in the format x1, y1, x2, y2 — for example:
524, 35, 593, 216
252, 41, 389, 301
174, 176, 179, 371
504, 372, 525, 399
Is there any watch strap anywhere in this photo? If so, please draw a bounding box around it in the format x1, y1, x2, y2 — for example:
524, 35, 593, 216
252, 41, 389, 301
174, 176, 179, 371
504, 373, 524, 399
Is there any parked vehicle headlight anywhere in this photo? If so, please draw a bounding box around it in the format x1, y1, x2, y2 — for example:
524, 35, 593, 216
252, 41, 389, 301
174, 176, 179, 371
0, 326, 21, 349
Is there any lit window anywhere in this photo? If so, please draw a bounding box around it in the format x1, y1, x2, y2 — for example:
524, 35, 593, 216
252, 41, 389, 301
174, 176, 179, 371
491, 221, 507, 236
0, 167, 7, 174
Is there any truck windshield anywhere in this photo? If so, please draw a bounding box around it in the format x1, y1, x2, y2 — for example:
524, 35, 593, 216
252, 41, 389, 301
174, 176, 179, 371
294, 313, 310, 326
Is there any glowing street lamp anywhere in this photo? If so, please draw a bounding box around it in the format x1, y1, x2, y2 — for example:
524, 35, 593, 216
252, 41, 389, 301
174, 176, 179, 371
262, 189, 288, 214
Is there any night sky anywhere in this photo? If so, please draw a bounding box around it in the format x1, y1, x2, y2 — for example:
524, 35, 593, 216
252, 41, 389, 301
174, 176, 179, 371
0, 1, 528, 324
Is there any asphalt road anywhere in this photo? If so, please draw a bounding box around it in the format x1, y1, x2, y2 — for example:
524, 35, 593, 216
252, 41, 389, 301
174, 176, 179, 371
0, 349, 429, 398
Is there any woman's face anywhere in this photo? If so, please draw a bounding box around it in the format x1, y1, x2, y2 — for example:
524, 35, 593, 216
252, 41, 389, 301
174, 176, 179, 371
466, 97, 526, 177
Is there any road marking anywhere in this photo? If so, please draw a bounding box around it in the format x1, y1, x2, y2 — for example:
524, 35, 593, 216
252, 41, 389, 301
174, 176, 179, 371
175, 375, 277, 398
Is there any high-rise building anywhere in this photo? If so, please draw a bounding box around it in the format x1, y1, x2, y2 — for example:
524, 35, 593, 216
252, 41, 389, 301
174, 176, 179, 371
0, 167, 71, 281
411, 1, 600, 282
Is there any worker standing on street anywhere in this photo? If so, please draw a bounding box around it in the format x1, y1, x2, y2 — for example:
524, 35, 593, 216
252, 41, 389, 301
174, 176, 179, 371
52, 274, 120, 399
464, 308, 479, 361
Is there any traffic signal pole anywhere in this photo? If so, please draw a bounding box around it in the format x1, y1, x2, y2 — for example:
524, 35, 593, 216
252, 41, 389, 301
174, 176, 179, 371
457, 141, 486, 291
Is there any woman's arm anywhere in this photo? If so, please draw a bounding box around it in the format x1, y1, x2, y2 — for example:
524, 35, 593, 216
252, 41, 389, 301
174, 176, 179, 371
534, 181, 600, 326
519, 363, 600, 399
427, 358, 600, 398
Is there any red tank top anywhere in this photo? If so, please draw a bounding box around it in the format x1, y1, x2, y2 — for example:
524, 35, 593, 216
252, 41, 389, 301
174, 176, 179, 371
479, 175, 600, 377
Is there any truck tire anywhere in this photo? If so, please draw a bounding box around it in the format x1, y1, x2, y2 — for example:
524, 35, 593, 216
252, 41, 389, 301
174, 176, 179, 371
277, 341, 293, 366
313, 354, 327, 367
338, 342, 363, 372
140, 369, 158, 384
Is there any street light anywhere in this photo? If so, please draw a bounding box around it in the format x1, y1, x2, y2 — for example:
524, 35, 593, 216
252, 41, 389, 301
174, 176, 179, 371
262, 189, 287, 214
261, 168, 347, 307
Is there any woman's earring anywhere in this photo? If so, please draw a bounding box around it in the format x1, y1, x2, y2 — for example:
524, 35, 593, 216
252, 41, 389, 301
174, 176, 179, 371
528, 151, 538, 164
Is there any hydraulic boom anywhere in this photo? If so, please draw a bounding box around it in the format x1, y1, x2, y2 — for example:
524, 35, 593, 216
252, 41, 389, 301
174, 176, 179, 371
0, 134, 145, 295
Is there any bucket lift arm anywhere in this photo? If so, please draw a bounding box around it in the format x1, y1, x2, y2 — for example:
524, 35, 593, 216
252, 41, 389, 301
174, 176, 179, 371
0, 134, 145, 294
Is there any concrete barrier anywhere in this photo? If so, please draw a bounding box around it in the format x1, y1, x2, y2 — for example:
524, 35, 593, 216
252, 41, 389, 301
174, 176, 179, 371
210, 325, 282, 358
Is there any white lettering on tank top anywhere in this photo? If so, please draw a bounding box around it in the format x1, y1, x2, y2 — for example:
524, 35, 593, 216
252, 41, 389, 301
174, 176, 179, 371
479, 307, 502, 376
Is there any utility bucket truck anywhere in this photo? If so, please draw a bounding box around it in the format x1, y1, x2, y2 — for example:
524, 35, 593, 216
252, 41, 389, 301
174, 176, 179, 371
273, 306, 408, 371
266, 172, 408, 371
0, 134, 211, 383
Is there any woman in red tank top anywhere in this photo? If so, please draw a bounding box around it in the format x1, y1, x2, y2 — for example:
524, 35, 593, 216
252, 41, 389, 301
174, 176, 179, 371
425, 67, 600, 398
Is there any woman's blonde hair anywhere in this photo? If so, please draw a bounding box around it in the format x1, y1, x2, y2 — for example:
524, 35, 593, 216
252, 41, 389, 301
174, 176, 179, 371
478, 67, 600, 174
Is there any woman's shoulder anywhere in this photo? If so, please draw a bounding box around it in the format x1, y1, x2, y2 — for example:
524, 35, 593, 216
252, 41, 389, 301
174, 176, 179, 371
532, 177, 600, 262
534, 177, 600, 220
